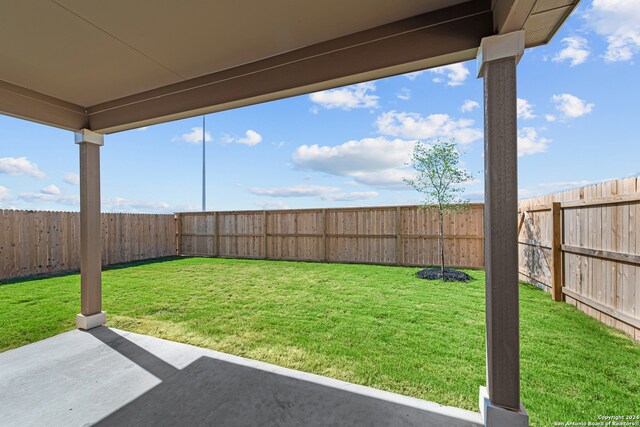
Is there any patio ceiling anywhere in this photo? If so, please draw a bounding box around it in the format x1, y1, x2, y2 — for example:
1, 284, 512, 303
0, 0, 578, 133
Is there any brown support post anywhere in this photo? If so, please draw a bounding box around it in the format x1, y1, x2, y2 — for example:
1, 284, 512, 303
263, 210, 268, 259
551, 202, 563, 301
75, 129, 106, 330
477, 31, 528, 426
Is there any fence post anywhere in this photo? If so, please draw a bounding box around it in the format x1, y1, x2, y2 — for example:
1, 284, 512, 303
396, 206, 402, 266
263, 210, 268, 260
214, 211, 219, 257
551, 202, 563, 301
176, 213, 182, 256
322, 209, 328, 262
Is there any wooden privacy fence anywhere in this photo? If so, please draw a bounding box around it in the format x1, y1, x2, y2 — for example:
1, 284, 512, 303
0, 210, 176, 280
176, 204, 485, 269
518, 176, 640, 341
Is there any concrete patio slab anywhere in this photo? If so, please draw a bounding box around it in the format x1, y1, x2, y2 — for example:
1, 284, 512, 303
0, 327, 483, 426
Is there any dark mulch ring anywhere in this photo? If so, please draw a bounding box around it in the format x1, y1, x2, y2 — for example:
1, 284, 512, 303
415, 268, 472, 282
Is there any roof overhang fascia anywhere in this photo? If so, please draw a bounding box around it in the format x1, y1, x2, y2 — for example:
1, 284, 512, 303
0, 0, 580, 134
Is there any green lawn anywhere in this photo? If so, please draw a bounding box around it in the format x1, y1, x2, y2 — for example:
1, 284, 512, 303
1, 257, 639, 425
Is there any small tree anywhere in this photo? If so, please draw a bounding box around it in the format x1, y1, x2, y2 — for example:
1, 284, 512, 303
404, 139, 473, 278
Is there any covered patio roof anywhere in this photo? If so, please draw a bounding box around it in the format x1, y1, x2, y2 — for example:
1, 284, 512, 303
1, 1, 580, 425
1, 0, 577, 133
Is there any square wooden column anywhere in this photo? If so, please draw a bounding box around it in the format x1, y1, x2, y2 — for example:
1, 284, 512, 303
477, 31, 528, 426
75, 129, 106, 330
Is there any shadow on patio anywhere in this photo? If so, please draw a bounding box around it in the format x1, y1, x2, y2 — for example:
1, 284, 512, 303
0, 327, 482, 426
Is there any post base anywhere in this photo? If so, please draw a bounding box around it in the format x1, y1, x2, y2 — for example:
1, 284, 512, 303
479, 386, 528, 427
76, 311, 106, 330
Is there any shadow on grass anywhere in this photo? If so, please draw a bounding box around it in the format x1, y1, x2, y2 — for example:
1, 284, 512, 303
0, 256, 183, 286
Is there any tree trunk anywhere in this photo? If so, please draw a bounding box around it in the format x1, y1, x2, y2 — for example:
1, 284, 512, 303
439, 210, 445, 278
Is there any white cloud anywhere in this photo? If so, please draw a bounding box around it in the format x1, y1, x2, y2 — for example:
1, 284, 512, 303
19, 186, 79, 206
179, 127, 212, 144
222, 129, 263, 146
396, 88, 411, 101
309, 82, 379, 110
553, 37, 590, 66
323, 191, 378, 202
375, 110, 483, 145
136, 126, 149, 131
460, 100, 479, 113
239, 130, 262, 146
405, 63, 470, 86
517, 98, 536, 120
255, 200, 290, 210
551, 93, 594, 118
106, 197, 170, 211
347, 169, 414, 189
14, 186, 194, 213
545, 114, 557, 122
41, 184, 61, 195
0, 186, 13, 201
250, 185, 378, 202
429, 63, 470, 86
292, 137, 416, 189
464, 191, 485, 203
63, 173, 80, 185
293, 137, 414, 176
0, 186, 16, 208
405, 71, 425, 80
586, 0, 640, 62
519, 180, 594, 199
518, 127, 551, 157
0, 157, 46, 179
250, 185, 340, 198
102, 198, 198, 214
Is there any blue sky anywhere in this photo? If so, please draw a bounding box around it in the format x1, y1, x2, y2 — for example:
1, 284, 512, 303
1, 0, 639, 213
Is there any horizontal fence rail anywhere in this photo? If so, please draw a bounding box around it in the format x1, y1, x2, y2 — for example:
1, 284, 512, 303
176, 204, 485, 269
518, 176, 640, 342
0, 210, 176, 280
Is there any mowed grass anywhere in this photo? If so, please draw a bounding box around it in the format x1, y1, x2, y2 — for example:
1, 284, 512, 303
1, 257, 639, 426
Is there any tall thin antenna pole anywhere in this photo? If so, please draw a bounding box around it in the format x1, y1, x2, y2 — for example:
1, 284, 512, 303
202, 116, 206, 212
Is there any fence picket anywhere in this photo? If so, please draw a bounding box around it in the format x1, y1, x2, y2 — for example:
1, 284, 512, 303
519, 177, 640, 341
177, 205, 485, 269
0, 210, 176, 280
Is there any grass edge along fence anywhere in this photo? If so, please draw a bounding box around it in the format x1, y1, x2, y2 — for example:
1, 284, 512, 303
518, 176, 640, 342
0, 210, 175, 280
177, 204, 485, 269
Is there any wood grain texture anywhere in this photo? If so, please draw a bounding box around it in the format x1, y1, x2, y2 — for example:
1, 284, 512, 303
519, 177, 640, 341
552, 202, 563, 301
178, 205, 485, 268
482, 57, 520, 411
78, 141, 102, 316
0, 210, 176, 280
